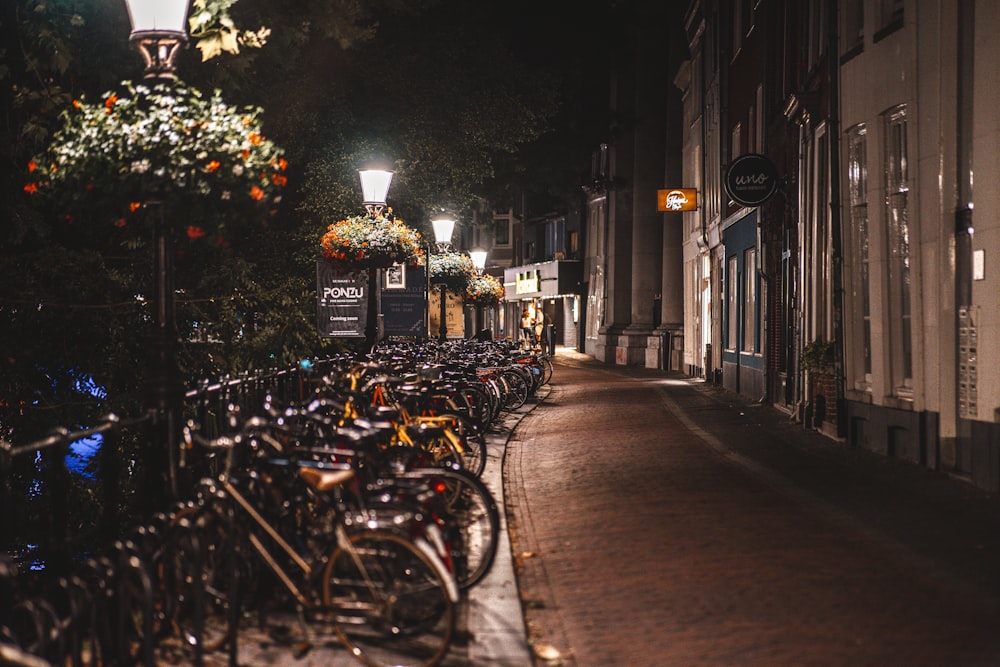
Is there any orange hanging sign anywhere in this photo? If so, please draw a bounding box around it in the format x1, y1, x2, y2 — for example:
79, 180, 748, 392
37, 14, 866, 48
657, 188, 698, 212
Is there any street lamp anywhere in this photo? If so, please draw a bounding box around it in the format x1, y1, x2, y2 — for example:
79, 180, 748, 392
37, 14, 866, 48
358, 169, 394, 350
359, 169, 393, 218
470, 249, 488, 274
431, 215, 456, 341
125, 0, 191, 503
469, 249, 488, 336
124, 0, 190, 80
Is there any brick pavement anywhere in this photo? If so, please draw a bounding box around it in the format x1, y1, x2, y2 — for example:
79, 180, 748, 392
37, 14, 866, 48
503, 351, 1000, 666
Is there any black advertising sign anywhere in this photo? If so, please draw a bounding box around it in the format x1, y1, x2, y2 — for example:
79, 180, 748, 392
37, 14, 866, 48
316, 260, 367, 338
382, 265, 427, 337
725, 153, 779, 207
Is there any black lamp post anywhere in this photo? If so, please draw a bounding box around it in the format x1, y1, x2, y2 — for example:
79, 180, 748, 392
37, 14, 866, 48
431, 216, 456, 341
470, 249, 488, 336
359, 169, 394, 350
125, 0, 191, 502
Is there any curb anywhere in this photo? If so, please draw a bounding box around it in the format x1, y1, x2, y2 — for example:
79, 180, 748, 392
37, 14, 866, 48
466, 385, 551, 665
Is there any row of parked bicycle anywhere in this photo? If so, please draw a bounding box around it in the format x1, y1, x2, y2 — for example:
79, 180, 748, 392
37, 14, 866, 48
1, 339, 553, 667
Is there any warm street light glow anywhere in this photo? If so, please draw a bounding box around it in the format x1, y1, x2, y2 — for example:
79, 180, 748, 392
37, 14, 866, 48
432, 216, 456, 250
124, 0, 190, 79
359, 169, 394, 215
470, 249, 488, 273
125, 0, 190, 33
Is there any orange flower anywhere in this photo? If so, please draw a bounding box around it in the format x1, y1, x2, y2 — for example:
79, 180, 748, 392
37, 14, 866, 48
27, 161, 37, 173
242, 116, 252, 126
186, 225, 206, 239
216, 236, 229, 248
277, 158, 288, 171
129, 201, 142, 212
242, 149, 250, 159
104, 94, 118, 114
249, 185, 265, 201
272, 174, 287, 187
205, 160, 221, 172
114, 218, 127, 228
72, 99, 82, 110
23, 183, 38, 194
248, 133, 262, 146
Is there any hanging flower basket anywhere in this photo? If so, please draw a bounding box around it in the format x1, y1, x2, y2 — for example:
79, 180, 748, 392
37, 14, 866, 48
320, 212, 424, 270
466, 273, 505, 306
24, 80, 287, 234
429, 252, 476, 294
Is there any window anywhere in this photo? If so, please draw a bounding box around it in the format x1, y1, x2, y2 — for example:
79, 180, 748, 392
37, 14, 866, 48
812, 125, 831, 340
875, 0, 903, 40
880, 0, 903, 28
755, 85, 764, 152
807, 0, 828, 70
884, 105, 912, 392
846, 124, 872, 390
732, 0, 743, 56
494, 215, 510, 246
743, 248, 757, 352
727, 255, 738, 350
731, 121, 743, 161
842, 0, 864, 55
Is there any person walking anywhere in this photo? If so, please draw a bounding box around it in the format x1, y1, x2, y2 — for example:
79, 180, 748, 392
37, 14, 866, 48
521, 309, 534, 344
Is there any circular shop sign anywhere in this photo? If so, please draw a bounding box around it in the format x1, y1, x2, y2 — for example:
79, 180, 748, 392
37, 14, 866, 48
725, 153, 779, 207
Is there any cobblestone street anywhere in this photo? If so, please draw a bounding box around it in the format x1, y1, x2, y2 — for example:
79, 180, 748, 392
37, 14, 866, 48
503, 353, 1000, 666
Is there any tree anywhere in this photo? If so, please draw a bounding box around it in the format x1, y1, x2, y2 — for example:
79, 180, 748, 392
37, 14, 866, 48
1, 0, 619, 441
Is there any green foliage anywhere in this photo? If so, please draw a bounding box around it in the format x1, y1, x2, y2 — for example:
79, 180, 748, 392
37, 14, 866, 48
466, 273, 504, 305
26, 80, 288, 237
1, 0, 611, 445
319, 212, 424, 269
800, 338, 835, 373
189, 0, 270, 61
429, 252, 476, 294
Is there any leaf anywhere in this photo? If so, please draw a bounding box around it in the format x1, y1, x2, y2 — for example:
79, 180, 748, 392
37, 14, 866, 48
219, 27, 241, 55
196, 35, 224, 62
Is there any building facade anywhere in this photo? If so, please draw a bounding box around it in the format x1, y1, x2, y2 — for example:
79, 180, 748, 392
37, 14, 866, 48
586, 0, 1000, 492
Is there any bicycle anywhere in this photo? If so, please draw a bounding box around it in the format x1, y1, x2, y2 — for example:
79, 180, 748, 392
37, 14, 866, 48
256, 399, 501, 593
178, 418, 459, 667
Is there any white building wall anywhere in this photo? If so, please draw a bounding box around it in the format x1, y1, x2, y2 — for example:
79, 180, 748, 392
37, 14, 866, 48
968, 0, 1000, 419
839, 1, 921, 410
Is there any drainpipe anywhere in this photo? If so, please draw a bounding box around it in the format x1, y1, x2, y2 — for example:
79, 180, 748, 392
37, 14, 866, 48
955, 0, 974, 445
828, 0, 846, 437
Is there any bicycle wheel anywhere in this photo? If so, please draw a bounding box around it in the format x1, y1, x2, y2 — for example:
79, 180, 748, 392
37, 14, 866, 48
539, 356, 554, 385
438, 413, 487, 478
500, 369, 529, 410
414, 467, 499, 591
165, 503, 252, 655
323, 529, 456, 667
458, 382, 493, 430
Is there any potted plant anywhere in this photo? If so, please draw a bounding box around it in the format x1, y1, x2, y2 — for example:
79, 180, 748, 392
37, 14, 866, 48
800, 337, 835, 374
465, 273, 505, 306
428, 252, 476, 294
25, 80, 287, 237
320, 211, 424, 270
